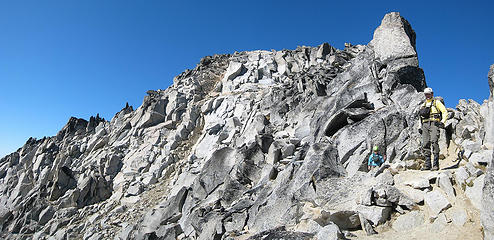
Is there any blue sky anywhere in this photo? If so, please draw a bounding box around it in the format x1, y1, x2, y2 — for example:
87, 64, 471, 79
1, 0, 493, 158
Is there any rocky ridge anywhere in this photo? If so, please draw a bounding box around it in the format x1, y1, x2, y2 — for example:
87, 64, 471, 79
0, 12, 493, 240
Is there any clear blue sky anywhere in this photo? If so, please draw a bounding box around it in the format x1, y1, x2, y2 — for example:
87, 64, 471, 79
1, 0, 493, 158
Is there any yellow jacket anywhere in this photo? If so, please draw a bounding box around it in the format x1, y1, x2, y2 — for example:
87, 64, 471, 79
422, 98, 448, 124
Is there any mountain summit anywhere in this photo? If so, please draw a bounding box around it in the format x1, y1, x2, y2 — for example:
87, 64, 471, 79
1, 12, 493, 240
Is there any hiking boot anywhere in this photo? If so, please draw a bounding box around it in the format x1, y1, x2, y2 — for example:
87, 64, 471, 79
432, 156, 439, 171
421, 166, 431, 171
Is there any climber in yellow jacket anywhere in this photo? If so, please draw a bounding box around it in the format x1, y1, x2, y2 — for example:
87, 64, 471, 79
419, 87, 448, 171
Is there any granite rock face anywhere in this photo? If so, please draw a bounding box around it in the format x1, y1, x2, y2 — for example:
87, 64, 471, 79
482, 64, 494, 240
0, 12, 492, 240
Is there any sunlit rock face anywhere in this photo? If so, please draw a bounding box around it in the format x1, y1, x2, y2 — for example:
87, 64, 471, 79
0, 12, 491, 240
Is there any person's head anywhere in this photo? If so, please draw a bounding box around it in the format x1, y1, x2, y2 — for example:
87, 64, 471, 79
424, 87, 433, 99
373, 146, 379, 153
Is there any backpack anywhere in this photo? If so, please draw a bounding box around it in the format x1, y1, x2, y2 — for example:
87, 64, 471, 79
371, 154, 382, 166
419, 97, 445, 120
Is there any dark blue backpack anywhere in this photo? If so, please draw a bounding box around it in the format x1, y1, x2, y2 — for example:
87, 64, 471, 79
371, 154, 382, 166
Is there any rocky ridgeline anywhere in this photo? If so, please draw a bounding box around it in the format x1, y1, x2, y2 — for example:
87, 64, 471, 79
0, 12, 493, 240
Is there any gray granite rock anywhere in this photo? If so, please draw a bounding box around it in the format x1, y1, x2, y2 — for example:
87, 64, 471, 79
405, 177, 430, 189
455, 166, 470, 189
482, 148, 494, 240
294, 219, 322, 234
392, 211, 424, 232
360, 188, 373, 206
437, 173, 456, 198
329, 211, 361, 230
38, 206, 55, 225
246, 226, 315, 240
400, 186, 425, 204
369, 12, 417, 64
266, 141, 282, 165
470, 150, 493, 167
424, 190, 451, 216
431, 213, 448, 233
356, 205, 391, 226
0, 12, 485, 240
126, 182, 143, 197
359, 213, 377, 236
466, 174, 485, 210
450, 207, 468, 227
315, 223, 344, 240
376, 170, 394, 186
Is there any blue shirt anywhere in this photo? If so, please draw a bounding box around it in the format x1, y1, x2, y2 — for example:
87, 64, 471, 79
368, 153, 384, 167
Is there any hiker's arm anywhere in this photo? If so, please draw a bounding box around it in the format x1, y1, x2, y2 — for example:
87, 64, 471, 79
436, 101, 448, 124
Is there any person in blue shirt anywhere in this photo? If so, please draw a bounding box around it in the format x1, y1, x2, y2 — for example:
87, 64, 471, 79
368, 146, 385, 170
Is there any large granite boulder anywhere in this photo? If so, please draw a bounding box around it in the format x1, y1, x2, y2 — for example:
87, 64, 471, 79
369, 12, 417, 64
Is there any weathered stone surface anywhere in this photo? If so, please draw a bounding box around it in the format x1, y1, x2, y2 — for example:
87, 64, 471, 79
359, 213, 377, 236
369, 12, 417, 64
405, 177, 430, 189
484, 64, 494, 146
49, 166, 77, 201
359, 188, 373, 206
104, 154, 123, 178
224, 211, 248, 233
424, 190, 451, 216
376, 170, 394, 186
466, 174, 485, 210
247, 226, 314, 240
315, 223, 344, 240
372, 184, 415, 209
426, 171, 440, 182
38, 206, 55, 225
316, 43, 333, 59
329, 211, 360, 230
431, 213, 448, 233
224, 62, 245, 81
400, 186, 425, 204
450, 207, 468, 227
470, 150, 493, 167
392, 211, 424, 232
266, 141, 282, 165
465, 162, 483, 177
293, 219, 322, 234
77, 175, 112, 207
455, 166, 470, 189
480, 63, 494, 240
389, 161, 405, 173
482, 150, 494, 240
126, 182, 143, 196
356, 205, 391, 226
0, 12, 488, 240
437, 173, 455, 198
281, 144, 296, 158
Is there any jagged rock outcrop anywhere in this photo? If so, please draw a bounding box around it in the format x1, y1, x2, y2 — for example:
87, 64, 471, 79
482, 64, 494, 240
0, 12, 492, 240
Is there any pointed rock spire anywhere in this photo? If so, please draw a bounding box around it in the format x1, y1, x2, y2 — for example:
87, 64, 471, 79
369, 12, 417, 64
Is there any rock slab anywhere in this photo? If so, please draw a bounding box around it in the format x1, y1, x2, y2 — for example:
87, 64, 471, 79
424, 190, 451, 216
392, 211, 424, 232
